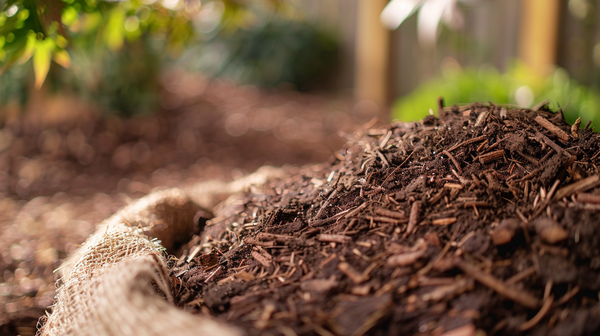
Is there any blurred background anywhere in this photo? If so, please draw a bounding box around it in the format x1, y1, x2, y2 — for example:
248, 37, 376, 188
2, 0, 600, 124
1, 0, 600, 334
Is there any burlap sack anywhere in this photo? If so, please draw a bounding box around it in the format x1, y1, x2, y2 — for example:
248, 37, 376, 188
38, 166, 285, 336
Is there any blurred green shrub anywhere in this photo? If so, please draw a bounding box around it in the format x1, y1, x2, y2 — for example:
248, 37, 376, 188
181, 15, 339, 90
393, 62, 600, 127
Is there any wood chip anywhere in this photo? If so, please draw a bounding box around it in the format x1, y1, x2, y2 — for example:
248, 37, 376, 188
535, 131, 571, 158
479, 150, 505, 164
374, 207, 406, 219
576, 193, 600, 204
533, 217, 568, 244
301, 277, 337, 292
234, 270, 256, 281
317, 234, 352, 243
554, 175, 600, 200
474, 111, 488, 127
571, 117, 581, 137
405, 201, 422, 235
351, 284, 371, 296
251, 250, 272, 268
432, 217, 457, 226
535, 115, 570, 142
386, 249, 426, 268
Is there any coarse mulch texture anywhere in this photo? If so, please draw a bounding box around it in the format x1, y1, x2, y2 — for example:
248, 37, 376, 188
171, 102, 600, 336
0, 77, 378, 336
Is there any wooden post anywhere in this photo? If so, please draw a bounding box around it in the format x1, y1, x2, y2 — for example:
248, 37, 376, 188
518, 0, 560, 77
354, 0, 390, 106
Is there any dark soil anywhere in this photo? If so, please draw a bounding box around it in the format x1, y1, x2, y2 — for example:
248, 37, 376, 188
171, 102, 600, 336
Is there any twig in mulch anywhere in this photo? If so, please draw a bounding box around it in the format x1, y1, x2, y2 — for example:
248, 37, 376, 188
314, 189, 338, 220
447, 135, 488, 152
481, 137, 506, 154
476, 139, 489, 152
554, 175, 600, 200
535, 131, 571, 158
443, 150, 463, 174
379, 130, 392, 148
310, 208, 351, 227
381, 151, 414, 186
344, 202, 368, 219
505, 266, 537, 285
205, 266, 223, 283
532, 99, 550, 111
556, 286, 580, 305
531, 179, 561, 219
535, 115, 570, 142
375, 150, 390, 168
245, 237, 276, 248
428, 189, 446, 205
520, 295, 554, 331
521, 167, 542, 181
456, 261, 540, 309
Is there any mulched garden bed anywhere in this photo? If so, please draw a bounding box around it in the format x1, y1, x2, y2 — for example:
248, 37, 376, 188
171, 102, 600, 335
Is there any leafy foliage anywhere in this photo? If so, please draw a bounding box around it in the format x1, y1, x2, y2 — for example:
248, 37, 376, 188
393, 62, 600, 127
0, 0, 214, 87
1, 0, 339, 115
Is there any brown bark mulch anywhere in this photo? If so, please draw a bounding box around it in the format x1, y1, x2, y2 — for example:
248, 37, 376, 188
171, 102, 600, 336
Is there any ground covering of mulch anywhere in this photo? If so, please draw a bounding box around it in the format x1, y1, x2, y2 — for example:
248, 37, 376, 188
171, 102, 600, 336
0, 76, 378, 335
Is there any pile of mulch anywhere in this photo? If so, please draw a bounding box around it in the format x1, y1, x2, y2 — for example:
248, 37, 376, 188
171, 102, 600, 335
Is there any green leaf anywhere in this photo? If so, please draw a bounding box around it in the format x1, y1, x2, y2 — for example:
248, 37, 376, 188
33, 39, 52, 88
52, 48, 70, 68
105, 8, 125, 51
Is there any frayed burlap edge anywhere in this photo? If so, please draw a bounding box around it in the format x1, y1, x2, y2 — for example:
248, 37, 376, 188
38, 166, 286, 336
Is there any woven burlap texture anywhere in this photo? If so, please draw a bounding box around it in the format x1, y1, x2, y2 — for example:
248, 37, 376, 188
38, 167, 285, 336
